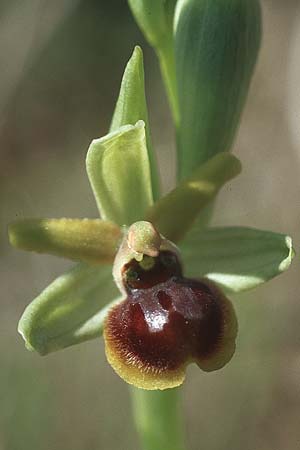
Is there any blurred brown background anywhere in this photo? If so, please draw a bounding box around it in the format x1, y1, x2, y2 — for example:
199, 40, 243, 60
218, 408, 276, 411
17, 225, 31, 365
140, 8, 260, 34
1, 1, 300, 449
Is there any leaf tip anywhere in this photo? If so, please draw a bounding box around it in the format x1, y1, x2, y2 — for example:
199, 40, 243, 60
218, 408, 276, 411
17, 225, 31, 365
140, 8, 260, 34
132, 44, 143, 59
218, 152, 242, 179
18, 317, 48, 356
8, 219, 42, 252
279, 235, 295, 272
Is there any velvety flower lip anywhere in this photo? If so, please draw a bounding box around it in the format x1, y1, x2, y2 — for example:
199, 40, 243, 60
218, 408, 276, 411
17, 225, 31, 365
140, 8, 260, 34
104, 245, 237, 390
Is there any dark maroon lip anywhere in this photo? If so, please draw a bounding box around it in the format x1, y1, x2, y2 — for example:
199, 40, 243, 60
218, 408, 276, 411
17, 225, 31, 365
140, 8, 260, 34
106, 275, 228, 371
105, 247, 237, 387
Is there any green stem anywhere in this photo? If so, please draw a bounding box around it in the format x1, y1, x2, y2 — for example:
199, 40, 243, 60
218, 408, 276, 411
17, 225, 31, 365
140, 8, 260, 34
157, 41, 180, 129
131, 387, 187, 450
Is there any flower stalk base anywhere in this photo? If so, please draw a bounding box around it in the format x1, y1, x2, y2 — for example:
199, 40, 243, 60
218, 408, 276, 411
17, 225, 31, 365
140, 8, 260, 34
131, 387, 186, 450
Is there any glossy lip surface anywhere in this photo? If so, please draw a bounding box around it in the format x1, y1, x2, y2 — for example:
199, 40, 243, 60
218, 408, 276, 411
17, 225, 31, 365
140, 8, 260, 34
104, 250, 237, 390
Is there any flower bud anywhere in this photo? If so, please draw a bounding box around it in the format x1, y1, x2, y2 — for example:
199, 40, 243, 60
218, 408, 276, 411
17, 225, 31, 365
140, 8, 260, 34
175, 0, 262, 179
104, 221, 237, 390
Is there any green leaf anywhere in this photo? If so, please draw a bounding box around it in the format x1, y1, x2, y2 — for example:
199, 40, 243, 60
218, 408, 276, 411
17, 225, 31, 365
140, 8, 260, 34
18, 263, 121, 355
128, 0, 179, 124
146, 152, 241, 242
86, 121, 153, 226
181, 226, 295, 293
110, 46, 160, 199
8, 218, 121, 264
174, 0, 261, 179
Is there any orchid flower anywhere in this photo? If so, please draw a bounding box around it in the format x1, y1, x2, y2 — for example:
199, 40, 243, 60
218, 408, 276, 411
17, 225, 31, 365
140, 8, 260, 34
9, 1, 295, 448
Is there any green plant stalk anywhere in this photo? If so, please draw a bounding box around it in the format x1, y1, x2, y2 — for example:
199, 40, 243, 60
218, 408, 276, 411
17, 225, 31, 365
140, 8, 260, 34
157, 40, 180, 128
131, 387, 186, 450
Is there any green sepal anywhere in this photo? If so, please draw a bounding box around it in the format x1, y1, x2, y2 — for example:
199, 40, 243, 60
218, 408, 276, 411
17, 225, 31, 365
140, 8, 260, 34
18, 263, 121, 355
110, 46, 160, 199
181, 226, 295, 293
146, 152, 241, 242
128, 0, 179, 124
175, 0, 262, 179
8, 218, 121, 264
86, 121, 153, 226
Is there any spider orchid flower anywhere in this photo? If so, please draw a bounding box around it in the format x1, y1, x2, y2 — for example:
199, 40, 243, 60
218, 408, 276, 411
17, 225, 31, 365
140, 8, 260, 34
8, 1, 294, 391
